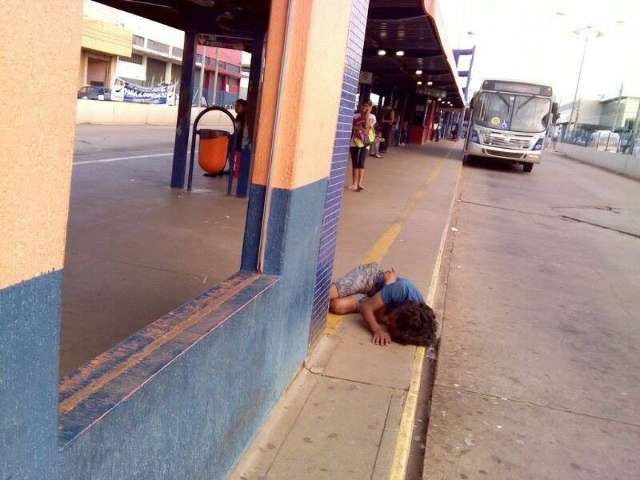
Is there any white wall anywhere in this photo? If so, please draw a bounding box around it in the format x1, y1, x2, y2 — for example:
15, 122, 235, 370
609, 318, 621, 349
76, 99, 235, 129
116, 59, 145, 81
556, 143, 640, 180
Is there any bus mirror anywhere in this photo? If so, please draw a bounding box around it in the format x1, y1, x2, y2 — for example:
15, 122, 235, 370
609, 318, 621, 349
552, 102, 558, 115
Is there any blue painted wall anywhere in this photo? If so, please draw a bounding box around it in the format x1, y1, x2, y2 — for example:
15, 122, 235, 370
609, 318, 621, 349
59, 178, 327, 479
309, 0, 370, 343
0, 272, 62, 480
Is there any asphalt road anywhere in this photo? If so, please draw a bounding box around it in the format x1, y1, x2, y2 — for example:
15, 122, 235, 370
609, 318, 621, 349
424, 152, 640, 479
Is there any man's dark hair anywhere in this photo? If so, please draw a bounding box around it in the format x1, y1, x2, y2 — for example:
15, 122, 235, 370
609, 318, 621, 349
361, 99, 373, 107
390, 301, 437, 347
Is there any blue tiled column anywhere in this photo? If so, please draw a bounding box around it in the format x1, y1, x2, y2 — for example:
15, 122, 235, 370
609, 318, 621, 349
308, 0, 370, 342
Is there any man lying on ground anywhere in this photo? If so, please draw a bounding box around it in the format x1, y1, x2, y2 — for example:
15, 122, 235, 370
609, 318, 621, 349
329, 263, 437, 346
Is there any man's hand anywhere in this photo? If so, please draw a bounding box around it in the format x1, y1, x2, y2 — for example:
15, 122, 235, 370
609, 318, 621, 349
372, 329, 391, 346
361, 293, 391, 346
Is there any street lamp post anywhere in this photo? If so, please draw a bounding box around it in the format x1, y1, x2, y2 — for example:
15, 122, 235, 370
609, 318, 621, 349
564, 26, 591, 142
557, 13, 624, 143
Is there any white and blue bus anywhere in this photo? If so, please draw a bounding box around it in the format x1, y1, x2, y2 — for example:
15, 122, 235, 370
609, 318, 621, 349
464, 79, 557, 172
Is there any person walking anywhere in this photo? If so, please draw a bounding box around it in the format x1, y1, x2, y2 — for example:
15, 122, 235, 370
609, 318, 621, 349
399, 120, 409, 146
349, 100, 376, 191
232, 99, 248, 178
379, 106, 395, 154
392, 110, 401, 146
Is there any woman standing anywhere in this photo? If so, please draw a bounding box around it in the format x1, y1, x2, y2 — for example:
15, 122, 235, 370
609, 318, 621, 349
379, 106, 395, 154
349, 100, 376, 191
232, 99, 248, 178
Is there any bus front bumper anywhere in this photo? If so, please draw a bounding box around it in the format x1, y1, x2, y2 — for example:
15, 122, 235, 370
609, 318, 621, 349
466, 142, 541, 164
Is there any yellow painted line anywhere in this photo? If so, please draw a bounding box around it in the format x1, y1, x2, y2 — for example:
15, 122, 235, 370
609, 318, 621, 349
324, 312, 342, 336
60, 274, 259, 415
361, 223, 403, 265
325, 159, 444, 336
389, 161, 463, 480
390, 346, 426, 479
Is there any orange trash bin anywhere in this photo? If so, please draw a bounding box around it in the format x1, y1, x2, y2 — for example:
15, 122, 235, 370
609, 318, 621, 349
198, 129, 229, 175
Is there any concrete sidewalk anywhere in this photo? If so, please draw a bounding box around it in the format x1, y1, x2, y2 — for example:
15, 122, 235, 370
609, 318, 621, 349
230, 142, 463, 480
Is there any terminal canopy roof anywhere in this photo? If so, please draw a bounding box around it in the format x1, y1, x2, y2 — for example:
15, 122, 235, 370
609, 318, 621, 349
364, 0, 465, 107
94, 0, 269, 50
95, 0, 463, 106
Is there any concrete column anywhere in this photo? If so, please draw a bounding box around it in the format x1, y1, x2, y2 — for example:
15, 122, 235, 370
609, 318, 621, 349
245, 36, 264, 140
164, 61, 172, 84
236, 32, 266, 198
78, 50, 88, 87
108, 55, 118, 87
241, 0, 354, 272
197, 65, 205, 106
211, 47, 220, 105
171, 29, 198, 188
359, 83, 371, 103
0, 1, 82, 479
141, 54, 148, 84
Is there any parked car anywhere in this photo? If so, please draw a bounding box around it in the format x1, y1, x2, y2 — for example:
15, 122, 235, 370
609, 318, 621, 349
589, 130, 620, 152
77, 85, 111, 101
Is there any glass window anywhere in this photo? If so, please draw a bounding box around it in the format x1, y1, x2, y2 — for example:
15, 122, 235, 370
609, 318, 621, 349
511, 96, 551, 133
119, 53, 143, 65
473, 92, 512, 129
147, 39, 170, 54
473, 92, 551, 133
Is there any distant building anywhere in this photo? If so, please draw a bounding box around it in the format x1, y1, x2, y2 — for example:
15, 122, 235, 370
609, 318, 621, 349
599, 96, 640, 131
557, 95, 640, 142
79, 0, 243, 106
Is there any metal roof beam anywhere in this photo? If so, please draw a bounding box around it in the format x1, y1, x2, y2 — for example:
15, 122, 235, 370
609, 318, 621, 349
367, 7, 424, 21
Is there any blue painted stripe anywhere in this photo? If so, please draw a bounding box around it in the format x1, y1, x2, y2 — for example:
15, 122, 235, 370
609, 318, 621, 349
59, 272, 278, 446
241, 183, 266, 271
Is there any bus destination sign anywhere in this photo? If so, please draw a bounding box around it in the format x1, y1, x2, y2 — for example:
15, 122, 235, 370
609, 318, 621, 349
483, 80, 552, 97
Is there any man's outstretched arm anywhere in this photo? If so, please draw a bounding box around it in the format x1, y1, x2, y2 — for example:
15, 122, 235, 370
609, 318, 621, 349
359, 292, 391, 346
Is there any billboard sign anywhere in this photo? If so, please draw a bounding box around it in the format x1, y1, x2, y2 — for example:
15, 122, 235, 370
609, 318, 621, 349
111, 77, 175, 104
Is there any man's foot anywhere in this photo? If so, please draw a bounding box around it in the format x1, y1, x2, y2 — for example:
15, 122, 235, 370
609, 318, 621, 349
374, 154, 382, 158
357, 185, 365, 191
348, 185, 358, 191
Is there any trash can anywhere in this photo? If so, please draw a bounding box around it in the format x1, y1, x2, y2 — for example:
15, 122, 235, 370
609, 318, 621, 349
198, 129, 229, 174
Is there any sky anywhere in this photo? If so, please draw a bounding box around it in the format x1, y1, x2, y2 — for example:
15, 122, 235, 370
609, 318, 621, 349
438, 0, 640, 104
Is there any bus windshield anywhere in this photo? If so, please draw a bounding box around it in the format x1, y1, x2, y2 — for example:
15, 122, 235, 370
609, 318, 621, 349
511, 96, 551, 133
473, 92, 551, 133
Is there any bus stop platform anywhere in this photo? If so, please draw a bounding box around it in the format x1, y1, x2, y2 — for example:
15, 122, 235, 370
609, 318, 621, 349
230, 141, 463, 480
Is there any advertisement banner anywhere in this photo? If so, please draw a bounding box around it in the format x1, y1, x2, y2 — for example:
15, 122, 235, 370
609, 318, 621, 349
111, 77, 175, 104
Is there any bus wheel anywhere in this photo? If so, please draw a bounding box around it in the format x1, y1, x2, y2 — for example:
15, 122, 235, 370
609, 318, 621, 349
523, 163, 533, 173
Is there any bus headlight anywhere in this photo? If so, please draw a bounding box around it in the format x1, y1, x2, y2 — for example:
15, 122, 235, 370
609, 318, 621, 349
471, 129, 480, 144
533, 138, 544, 150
